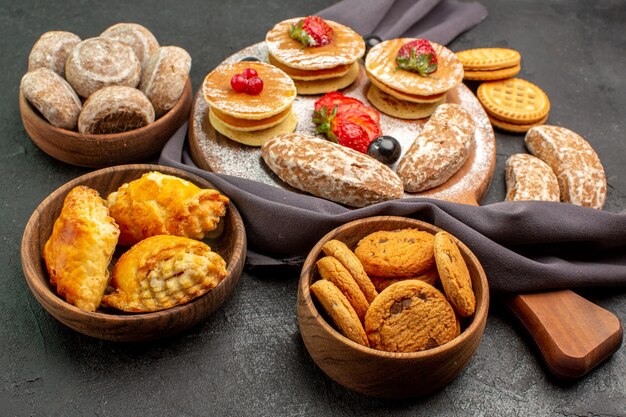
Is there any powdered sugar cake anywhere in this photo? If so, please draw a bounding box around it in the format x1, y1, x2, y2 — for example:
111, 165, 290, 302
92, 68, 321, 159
265, 18, 365, 70
189, 42, 495, 206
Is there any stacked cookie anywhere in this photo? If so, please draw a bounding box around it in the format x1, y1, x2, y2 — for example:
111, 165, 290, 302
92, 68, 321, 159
203, 61, 298, 146
265, 16, 365, 95
21, 23, 191, 134
505, 125, 606, 209
310, 229, 477, 353
364, 38, 464, 119
456, 48, 521, 81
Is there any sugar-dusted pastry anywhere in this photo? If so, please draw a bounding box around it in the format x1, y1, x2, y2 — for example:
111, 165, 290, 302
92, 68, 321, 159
28, 31, 81, 76
103, 235, 227, 312
107, 171, 229, 246
43, 186, 120, 312
100, 23, 160, 68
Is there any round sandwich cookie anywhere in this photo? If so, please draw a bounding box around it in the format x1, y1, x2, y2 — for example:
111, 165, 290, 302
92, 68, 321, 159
202, 61, 297, 145
265, 16, 365, 94
456, 47, 521, 71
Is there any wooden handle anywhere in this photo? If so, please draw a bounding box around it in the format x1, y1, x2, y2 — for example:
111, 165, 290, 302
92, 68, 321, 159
507, 290, 622, 379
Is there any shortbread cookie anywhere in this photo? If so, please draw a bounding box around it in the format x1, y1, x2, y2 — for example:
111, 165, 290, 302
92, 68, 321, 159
28, 31, 81, 76
321, 240, 378, 303
317, 256, 369, 322
101, 23, 159, 68
21, 68, 82, 130
354, 229, 435, 278
66, 37, 141, 98
525, 125, 606, 209
370, 267, 439, 292
364, 280, 458, 352
140, 46, 191, 117
488, 113, 548, 133
505, 153, 560, 202
310, 279, 369, 347
261, 133, 403, 207
292, 61, 359, 95
265, 18, 365, 70
434, 231, 475, 317
455, 48, 521, 71
396, 103, 475, 192
209, 109, 297, 146
78, 86, 154, 134
366, 83, 444, 119
477, 78, 550, 124
463, 64, 521, 81
365, 39, 464, 96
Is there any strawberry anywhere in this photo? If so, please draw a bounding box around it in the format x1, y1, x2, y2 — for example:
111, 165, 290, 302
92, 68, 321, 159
314, 92, 380, 124
313, 103, 382, 154
395, 39, 438, 76
290, 16, 333, 48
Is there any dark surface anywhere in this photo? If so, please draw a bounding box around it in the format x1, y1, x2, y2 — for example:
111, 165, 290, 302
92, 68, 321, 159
2, 1, 625, 416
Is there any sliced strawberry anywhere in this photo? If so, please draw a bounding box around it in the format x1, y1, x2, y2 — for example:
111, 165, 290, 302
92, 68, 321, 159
313, 105, 381, 154
395, 39, 438, 76
335, 108, 381, 142
290, 16, 333, 48
314, 92, 380, 124
333, 120, 371, 153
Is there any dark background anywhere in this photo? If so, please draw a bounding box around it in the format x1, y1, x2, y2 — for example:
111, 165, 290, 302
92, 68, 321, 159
2, 0, 625, 416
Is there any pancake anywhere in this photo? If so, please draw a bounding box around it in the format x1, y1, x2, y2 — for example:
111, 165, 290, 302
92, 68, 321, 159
366, 84, 444, 119
268, 53, 351, 81
293, 61, 359, 95
210, 105, 292, 132
265, 18, 365, 70
367, 73, 446, 104
365, 39, 463, 96
209, 109, 297, 146
202, 61, 296, 120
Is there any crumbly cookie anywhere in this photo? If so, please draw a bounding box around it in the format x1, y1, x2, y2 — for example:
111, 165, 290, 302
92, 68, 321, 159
310, 279, 369, 347
369, 267, 439, 292
354, 228, 435, 278
316, 256, 369, 322
364, 279, 457, 352
321, 239, 378, 303
434, 231, 476, 317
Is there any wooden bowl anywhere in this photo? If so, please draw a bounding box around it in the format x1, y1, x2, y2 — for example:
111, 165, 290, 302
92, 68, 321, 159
297, 216, 489, 398
19, 79, 193, 168
21, 164, 246, 342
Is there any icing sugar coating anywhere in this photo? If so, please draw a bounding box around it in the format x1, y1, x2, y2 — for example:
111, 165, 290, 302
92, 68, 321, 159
505, 153, 560, 202
366, 39, 463, 96
28, 31, 81, 76
202, 61, 296, 120
525, 125, 606, 209
101, 23, 160, 68
265, 18, 365, 70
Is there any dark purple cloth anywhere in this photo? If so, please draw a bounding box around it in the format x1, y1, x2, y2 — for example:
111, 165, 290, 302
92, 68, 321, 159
159, 123, 626, 295
317, 0, 488, 44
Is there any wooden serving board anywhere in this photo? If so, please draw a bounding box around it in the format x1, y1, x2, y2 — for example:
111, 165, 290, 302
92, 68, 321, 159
189, 42, 496, 206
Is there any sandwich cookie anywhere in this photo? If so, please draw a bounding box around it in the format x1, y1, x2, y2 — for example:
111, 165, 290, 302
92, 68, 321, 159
456, 47, 521, 81
202, 61, 297, 146
265, 16, 365, 95
365, 38, 463, 119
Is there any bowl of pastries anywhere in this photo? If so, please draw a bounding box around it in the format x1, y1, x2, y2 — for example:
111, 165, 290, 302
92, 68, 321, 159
297, 216, 489, 398
19, 23, 193, 168
21, 164, 246, 342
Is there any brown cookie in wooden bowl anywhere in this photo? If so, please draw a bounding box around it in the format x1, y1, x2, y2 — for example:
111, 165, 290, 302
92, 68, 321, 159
297, 216, 489, 398
21, 164, 246, 342
19, 79, 192, 168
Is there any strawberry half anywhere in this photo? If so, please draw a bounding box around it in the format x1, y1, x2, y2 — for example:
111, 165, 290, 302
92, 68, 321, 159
395, 39, 438, 76
313, 103, 381, 154
314, 92, 380, 124
290, 16, 333, 48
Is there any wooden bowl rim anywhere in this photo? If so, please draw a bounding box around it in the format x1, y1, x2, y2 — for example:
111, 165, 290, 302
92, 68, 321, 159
20, 163, 246, 324
299, 215, 490, 359
19, 77, 193, 143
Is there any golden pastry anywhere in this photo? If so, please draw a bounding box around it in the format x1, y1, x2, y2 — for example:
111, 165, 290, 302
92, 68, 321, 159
43, 185, 120, 312
107, 171, 229, 246
103, 235, 227, 312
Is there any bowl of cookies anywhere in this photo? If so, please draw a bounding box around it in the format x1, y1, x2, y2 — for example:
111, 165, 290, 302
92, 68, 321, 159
21, 164, 246, 342
297, 216, 489, 398
19, 24, 193, 168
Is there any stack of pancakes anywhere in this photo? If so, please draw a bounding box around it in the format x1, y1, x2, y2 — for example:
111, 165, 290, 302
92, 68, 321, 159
202, 61, 297, 146
365, 39, 464, 119
265, 18, 365, 95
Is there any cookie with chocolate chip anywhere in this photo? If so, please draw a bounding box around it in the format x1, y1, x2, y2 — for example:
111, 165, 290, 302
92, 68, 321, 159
364, 279, 457, 352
